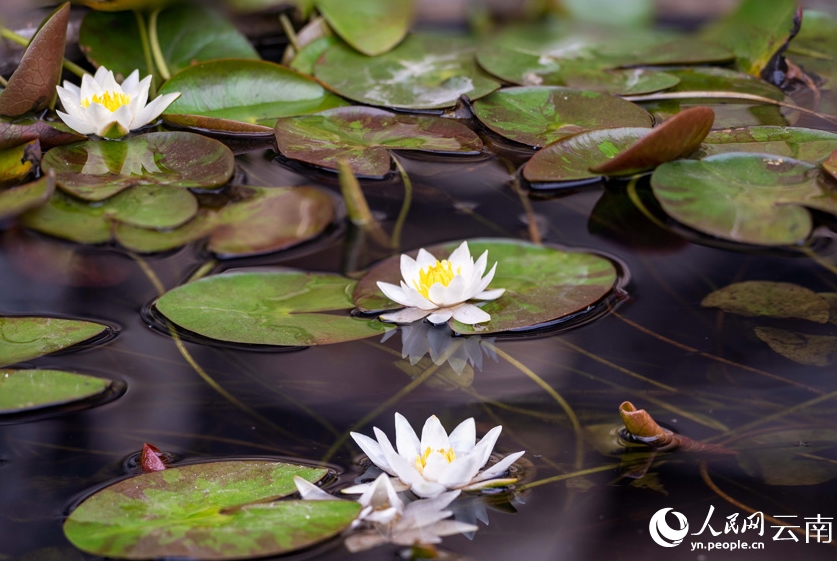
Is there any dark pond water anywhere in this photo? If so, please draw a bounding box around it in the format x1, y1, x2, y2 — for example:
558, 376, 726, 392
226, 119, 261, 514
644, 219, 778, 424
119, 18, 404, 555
5, 133, 837, 560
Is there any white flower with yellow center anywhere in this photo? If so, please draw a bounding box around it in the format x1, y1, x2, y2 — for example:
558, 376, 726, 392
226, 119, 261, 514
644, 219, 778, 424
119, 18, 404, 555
348, 413, 525, 498
377, 241, 505, 325
56, 66, 180, 139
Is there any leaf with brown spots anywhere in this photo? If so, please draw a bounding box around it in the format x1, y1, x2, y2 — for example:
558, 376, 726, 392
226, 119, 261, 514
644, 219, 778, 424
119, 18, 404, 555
0, 3, 70, 117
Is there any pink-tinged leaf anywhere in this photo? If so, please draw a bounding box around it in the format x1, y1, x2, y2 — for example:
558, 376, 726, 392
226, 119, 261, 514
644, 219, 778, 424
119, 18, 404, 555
140, 443, 167, 472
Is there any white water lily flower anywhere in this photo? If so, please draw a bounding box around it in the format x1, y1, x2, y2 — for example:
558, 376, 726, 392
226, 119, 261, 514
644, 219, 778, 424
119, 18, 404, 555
348, 413, 525, 498
293, 474, 477, 553
377, 241, 505, 325
56, 66, 180, 138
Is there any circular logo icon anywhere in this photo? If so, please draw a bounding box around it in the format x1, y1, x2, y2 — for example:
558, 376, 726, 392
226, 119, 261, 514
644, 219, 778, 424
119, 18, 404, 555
649, 508, 689, 547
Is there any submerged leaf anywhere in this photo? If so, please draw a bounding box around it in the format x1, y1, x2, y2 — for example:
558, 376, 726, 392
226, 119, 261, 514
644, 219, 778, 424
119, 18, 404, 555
0, 3, 70, 117
156, 271, 392, 346
754, 327, 837, 366
316, 0, 412, 56
64, 460, 360, 559
737, 429, 837, 486
0, 369, 111, 414
699, 127, 837, 163
0, 316, 107, 367
274, 106, 482, 177
702, 281, 830, 323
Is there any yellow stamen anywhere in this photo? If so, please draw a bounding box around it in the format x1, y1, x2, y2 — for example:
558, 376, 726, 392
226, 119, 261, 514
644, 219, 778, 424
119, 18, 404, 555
415, 446, 457, 471
413, 260, 461, 298
80, 91, 131, 112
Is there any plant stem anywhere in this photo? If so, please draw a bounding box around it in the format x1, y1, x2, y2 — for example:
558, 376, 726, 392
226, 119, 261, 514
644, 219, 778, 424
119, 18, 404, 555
500, 157, 542, 244
133, 11, 157, 96
390, 154, 413, 249
0, 27, 85, 78
515, 463, 620, 491
147, 8, 171, 81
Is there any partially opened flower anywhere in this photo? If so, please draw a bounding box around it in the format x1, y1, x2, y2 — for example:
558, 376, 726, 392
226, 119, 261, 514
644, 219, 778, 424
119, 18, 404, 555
377, 241, 505, 325
348, 413, 524, 498
56, 67, 180, 138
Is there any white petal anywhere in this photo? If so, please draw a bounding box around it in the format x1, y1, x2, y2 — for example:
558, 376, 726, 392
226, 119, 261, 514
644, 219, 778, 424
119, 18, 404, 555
437, 452, 482, 488
341, 477, 410, 495
56, 86, 85, 120
377, 281, 411, 307
426, 520, 480, 537
382, 444, 446, 497
60, 80, 80, 96
420, 415, 451, 452
293, 476, 336, 501
448, 418, 476, 456
350, 431, 393, 474
121, 69, 141, 93
93, 65, 109, 84
79, 72, 99, 103
99, 68, 122, 93
403, 490, 460, 517
474, 287, 505, 301
450, 303, 491, 325
131, 91, 180, 128
428, 274, 467, 307
400, 253, 421, 285
471, 425, 502, 467
471, 450, 525, 484
422, 451, 453, 482
400, 283, 439, 310
128, 75, 151, 113
55, 110, 95, 135
358, 473, 404, 514
415, 248, 439, 271
394, 413, 421, 461
473, 262, 498, 296
379, 307, 430, 324
363, 506, 399, 524
110, 104, 134, 134
426, 309, 453, 324
447, 241, 471, 269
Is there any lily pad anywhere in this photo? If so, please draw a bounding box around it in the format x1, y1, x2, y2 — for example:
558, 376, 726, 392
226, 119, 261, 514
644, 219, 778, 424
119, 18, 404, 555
41, 132, 234, 201
0, 118, 85, 151
314, 34, 501, 110
0, 3, 69, 117
64, 460, 361, 560
0, 316, 107, 367
786, 10, 837, 84
316, 0, 412, 56
159, 59, 348, 134
353, 238, 618, 335
114, 186, 335, 257
650, 153, 835, 245
754, 327, 837, 366
590, 107, 713, 176
0, 139, 40, 187
274, 106, 482, 177
737, 429, 837, 485
0, 369, 112, 414
824, 149, 837, 183
701, 281, 830, 322
156, 271, 392, 346
699, 126, 837, 163
522, 127, 649, 184
80, 7, 258, 81
22, 187, 199, 243
472, 87, 652, 148
0, 172, 55, 221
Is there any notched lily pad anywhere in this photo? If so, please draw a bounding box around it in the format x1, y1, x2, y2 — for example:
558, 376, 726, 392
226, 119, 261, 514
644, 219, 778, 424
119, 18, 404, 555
651, 153, 834, 245
0, 171, 55, 221
699, 127, 837, 163
316, 0, 412, 56
737, 429, 837, 485
0, 369, 112, 414
41, 132, 234, 201
114, 186, 335, 257
522, 127, 649, 184
473, 86, 652, 148
314, 34, 501, 110
156, 271, 392, 346
702, 281, 830, 322
64, 460, 361, 560
353, 238, 619, 335
0, 316, 108, 367
274, 106, 482, 177
160, 59, 348, 134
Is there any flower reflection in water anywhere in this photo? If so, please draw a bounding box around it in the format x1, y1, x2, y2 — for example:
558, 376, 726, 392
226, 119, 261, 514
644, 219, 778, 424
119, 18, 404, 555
381, 321, 498, 376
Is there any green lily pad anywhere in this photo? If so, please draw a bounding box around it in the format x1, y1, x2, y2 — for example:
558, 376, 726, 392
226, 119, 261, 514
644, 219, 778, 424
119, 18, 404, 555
314, 34, 501, 110
701, 281, 830, 322
472, 87, 652, 148
0, 118, 85, 151
590, 106, 714, 176
0, 369, 112, 414
274, 106, 482, 177
634, 67, 794, 129
786, 10, 837, 84
650, 153, 835, 245
114, 186, 335, 257
701, 0, 799, 78
290, 36, 341, 76
160, 59, 349, 134
0, 3, 69, 117
737, 429, 837, 485
353, 238, 618, 335
156, 271, 392, 346
64, 460, 361, 560
699, 126, 837, 163
41, 132, 234, 201
754, 327, 837, 367
80, 7, 258, 81
0, 172, 55, 221
522, 127, 649, 184
0, 139, 40, 188
316, 0, 412, 56
0, 316, 107, 367
21, 187, 199, 243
